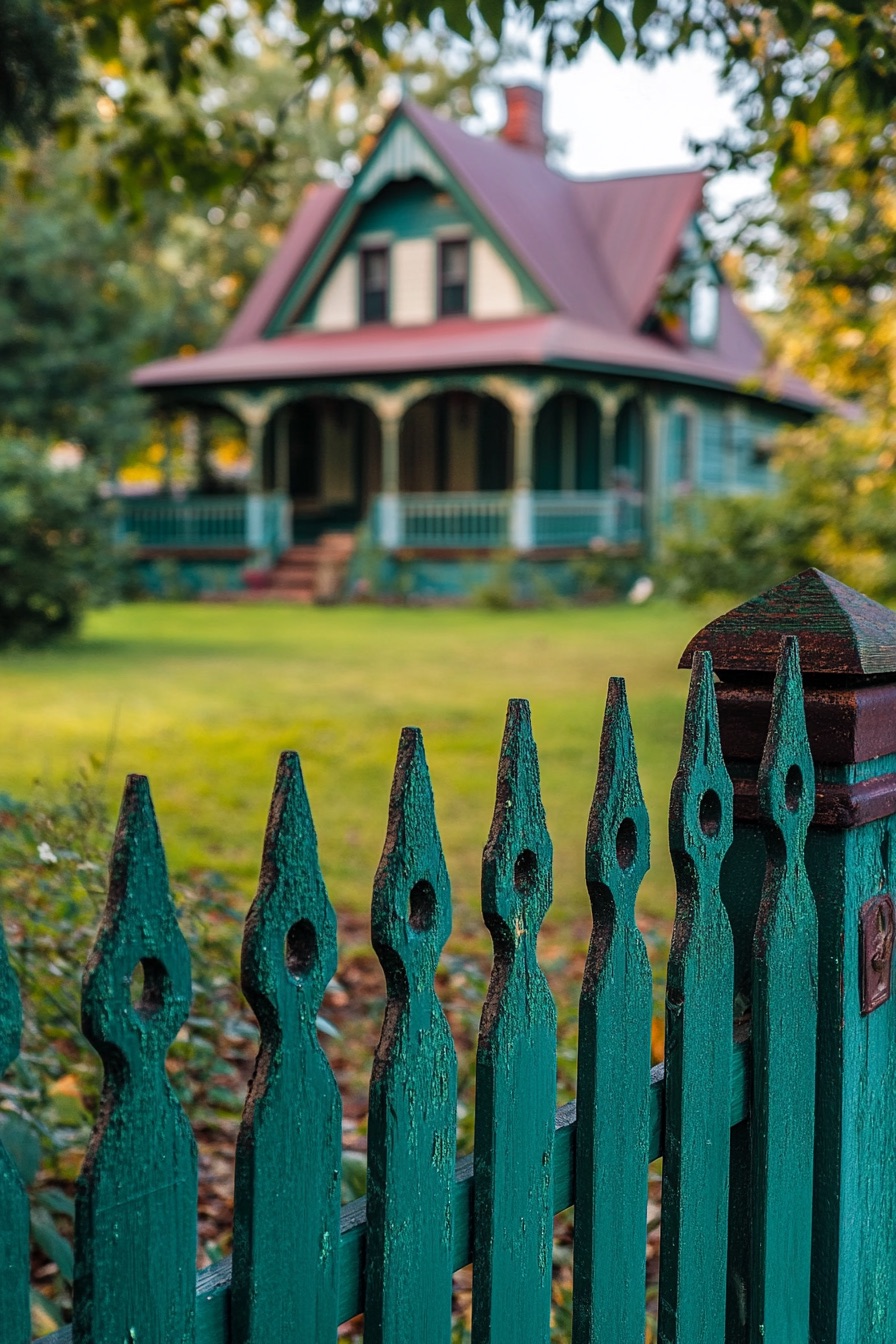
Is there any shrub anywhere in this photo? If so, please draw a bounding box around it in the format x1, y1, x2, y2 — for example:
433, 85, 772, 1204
0, 437, 123, 647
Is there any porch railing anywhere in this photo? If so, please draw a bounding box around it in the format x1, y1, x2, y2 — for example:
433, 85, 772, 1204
532, 491, 642, 548
376, 492, 512, 549
373, 491, 642, 551
117, 493, 291, 559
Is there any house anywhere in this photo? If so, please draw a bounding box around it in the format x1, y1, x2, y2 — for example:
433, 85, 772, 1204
130, 86, 825, 600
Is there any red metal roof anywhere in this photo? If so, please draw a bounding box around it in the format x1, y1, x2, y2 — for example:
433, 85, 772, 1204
133, 100, 825, 413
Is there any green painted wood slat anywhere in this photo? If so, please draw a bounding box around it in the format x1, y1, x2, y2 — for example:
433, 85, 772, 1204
573, 677, 652, 1344
750, 637, 817, 1342
365, 728, 457, 1344
658, 651, 735, 1344
73, 776, 197, 1344
0, 907, 30, 1344
39, 1037, 754, 1344
472, 699, 556, 1344
232, 752, 342, 1344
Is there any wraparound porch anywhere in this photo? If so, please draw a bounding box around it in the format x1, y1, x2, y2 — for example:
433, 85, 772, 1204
117, 488, 642, 556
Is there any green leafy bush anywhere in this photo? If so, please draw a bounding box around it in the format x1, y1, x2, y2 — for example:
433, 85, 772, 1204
0, 437, 122, 647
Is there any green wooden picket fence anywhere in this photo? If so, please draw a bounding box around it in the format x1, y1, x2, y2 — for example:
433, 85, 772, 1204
3, 568, 896, 1344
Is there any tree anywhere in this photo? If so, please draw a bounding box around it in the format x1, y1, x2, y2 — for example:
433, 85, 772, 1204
2, 2, 893, 215
0, 34, 485, 463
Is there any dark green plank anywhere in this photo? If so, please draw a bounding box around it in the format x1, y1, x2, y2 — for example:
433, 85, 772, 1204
659, 652, 734, 1344
74, 776, 197, 1344
751, 638, 817, 1342
0, 905, 29, 1344
42, 1038, 754, 1344
472, 700, 556, 1344
365, 728, 456, 1344
573, 678, 652, 1344
232, 753, 341, 1344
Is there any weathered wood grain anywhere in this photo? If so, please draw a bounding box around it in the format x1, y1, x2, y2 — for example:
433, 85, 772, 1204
659, 652, 734, 1344
0, 907, 29, 1344
472, 699, 556, 1344
232, 752, 341, 1344
365, 728, 457, 1344
750, 637, 817, 1342
680, 567, 896, 679
41, 1037, 755, 1344
573, 678, 652, 1344
74, 775, 197, 1344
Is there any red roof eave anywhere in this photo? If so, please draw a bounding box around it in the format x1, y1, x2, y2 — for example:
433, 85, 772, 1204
132, 314, 826, 414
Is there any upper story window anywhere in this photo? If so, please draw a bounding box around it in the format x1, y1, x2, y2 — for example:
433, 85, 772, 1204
360, 247, 389, 324
439, 238, 469, 317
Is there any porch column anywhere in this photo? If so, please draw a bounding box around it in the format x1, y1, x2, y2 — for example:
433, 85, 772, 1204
599, 395, 618, 493
378, 410, 402, 550
510, 404, 535, 552
643, 394, 661, 559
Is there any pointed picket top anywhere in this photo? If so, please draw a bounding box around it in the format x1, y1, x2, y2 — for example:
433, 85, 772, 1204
679, 568, 896, 679
669, 651, 733, 879
81, 774, 191, 1064
586, 677, 650, 922
241, 751, 337, 1034
75, 775, 196, 1344
372, 727, 451, 992
482, 698, 552, 938
758, 637, 816, 848
232, 753, 341, 1344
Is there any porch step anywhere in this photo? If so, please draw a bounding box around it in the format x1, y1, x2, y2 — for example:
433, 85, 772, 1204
250, 534, 357, 603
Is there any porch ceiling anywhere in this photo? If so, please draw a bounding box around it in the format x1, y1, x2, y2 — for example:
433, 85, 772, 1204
133, 310, 827, 414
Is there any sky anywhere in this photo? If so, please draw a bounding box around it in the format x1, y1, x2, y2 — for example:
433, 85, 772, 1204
474, 40, 765, 223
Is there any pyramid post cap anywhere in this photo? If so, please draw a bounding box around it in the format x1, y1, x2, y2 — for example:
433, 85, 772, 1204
680, 569, 896, 680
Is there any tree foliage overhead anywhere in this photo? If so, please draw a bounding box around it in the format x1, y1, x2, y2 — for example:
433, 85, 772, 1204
1, 1, 893, 212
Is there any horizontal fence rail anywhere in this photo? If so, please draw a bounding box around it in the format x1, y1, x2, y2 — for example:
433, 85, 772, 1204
0, 632, 830, 1344
40, 1043, 752, 1344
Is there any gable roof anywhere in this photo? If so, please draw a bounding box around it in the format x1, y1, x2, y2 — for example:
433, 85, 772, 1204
134, 99, 826, 413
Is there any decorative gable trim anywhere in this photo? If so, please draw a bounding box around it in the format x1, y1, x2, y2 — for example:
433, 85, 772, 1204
356, 120, 449, 201
267, 110, 548, 335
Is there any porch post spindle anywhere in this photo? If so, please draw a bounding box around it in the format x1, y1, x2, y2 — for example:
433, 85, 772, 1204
379, 412, 402, 550
510, 408, 534, 552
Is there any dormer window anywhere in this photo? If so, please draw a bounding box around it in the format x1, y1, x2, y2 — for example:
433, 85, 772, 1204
360, 247, 389, 324
689, 273, 719, 346
438, 239, 469, 317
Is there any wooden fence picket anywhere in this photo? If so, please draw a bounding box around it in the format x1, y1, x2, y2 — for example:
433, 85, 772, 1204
573, 677, 652, 1344
365, 728, 457, 1344
472, 699, 556, 1344
0, 911, 29, 1344
750, 637, 817, 1342
232, 752, 342, 1344
73, 776, 197, 1344
658, 652, 734, 1344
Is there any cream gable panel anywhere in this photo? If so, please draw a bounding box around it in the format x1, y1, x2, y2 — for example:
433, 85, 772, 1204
470, 239, 526, 319
392, 239, 436, 327
315, 253, 358, 331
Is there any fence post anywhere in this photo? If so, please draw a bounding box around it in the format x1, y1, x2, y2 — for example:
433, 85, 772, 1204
681, 567, 896, 1344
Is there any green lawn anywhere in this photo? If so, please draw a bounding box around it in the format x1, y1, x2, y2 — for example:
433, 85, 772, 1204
0, 601, 723, 929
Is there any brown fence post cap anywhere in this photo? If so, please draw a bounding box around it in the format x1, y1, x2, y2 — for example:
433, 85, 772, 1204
679, 568, 896, 681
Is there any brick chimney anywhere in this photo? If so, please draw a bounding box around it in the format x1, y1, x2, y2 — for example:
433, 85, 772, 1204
501, 85, 546, 155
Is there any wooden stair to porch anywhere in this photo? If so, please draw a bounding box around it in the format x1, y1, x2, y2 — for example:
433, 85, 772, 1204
267, 544, 319, 602
236, 532, 356, 604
